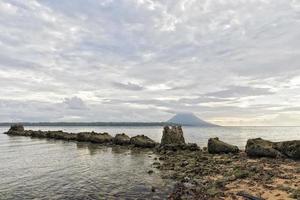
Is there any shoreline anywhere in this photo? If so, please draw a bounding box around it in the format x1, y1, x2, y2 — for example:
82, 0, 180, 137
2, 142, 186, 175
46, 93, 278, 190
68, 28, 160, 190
3, 124, 300, 199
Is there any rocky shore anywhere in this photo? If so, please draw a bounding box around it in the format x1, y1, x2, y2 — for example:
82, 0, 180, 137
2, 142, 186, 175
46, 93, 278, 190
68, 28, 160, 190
4, 124, 300, 199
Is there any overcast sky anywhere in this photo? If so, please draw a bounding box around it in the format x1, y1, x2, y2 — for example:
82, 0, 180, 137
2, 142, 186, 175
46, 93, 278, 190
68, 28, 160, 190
0, 0, 300, 125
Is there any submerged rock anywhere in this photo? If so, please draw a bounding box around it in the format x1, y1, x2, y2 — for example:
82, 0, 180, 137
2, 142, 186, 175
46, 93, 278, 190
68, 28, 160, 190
130, 135, 156, 148
245, 138, 283, 158
161, 126, 185, 145
77, 132, 113, 143
113, 133, 131, 145
208, 137, 239, 154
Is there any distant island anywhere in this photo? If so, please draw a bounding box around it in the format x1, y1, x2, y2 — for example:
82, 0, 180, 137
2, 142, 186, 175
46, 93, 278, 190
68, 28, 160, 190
0, 113, 218, 127
167, 113, 218, 127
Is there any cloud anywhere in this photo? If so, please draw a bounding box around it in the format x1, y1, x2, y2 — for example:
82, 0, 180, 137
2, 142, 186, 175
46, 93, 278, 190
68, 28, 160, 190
0, 0, 300, 125
112, 81, 144, 91
206, 86, 275, 98
63, 96, 87, 110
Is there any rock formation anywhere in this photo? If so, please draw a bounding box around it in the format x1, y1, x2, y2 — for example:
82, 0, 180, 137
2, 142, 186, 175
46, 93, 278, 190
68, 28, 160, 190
208, 137, 239, 154
246, 138, 284, 158
113, 133, 131, 145
275, 140, 300, 159
159, 126, 200, 151
7, 124, 24, 133
161, 126, 185, 145
77, 132, 113, 143
246, 138, 300, 159
130, 135, 156, 148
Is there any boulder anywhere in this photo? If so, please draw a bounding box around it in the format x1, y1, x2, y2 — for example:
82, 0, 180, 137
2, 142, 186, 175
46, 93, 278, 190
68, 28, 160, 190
6, 124, 25, 134
274, 140, 300, 159
46, 131, 77, 140
113, 133, 131, 145
161, 126, 185, 145
130, 135, 156, 148
208, 137, 239, 154
30, 130, 47, 138
245, 138, 283, 158
77, 132, 113, 143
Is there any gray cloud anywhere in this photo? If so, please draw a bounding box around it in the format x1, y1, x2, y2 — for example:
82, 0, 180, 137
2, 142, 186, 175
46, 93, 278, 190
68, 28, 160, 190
112, 81, 144, 91
0, 0, 300, 125
206, 86, 275, 98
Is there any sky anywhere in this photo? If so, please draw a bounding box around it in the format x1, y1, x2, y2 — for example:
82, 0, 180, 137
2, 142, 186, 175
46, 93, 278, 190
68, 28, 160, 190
0, 0, 300, 126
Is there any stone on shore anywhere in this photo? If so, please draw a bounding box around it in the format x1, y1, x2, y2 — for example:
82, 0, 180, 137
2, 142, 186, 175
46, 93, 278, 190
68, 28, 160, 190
161, 126, 185, 145
77, 132, 113, 143
208, 137, 239, 154
113, 133, 131, 145
245, 138, 284, 158
274, 140, 300, 159
130, 135, 156, 148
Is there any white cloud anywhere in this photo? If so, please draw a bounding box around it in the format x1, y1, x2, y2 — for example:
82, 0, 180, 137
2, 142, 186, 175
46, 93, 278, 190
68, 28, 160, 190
0, 0, 299, 125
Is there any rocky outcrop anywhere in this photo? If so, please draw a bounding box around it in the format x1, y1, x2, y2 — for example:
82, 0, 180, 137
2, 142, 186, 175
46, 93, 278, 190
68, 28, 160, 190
274, 140, 300, 159
245, 138, 284, 158
46, 131, 77, 140
5, 124, 25, 135
77, 132, 113, 143
161, 126, 185, 145
208, 138, 239, 154
159, 126, 200, 151
130, 135, 156, 148
113, 133, 131, 145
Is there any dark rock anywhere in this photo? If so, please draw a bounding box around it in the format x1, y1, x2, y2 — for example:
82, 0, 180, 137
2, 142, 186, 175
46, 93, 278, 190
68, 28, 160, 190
77, 132, 113, 143
47, 131, 77, 140
208, 137, 239, 154
130, 135, 156, 148
147, 170, 154, 174
161, 126, 185, 145
113, 133, 130, 145
30, 130, 47, 138
5, 124, 25, 135
186, 143, 200, 151
10, 124, 25, 132
151, 186, 156, 192
245, 138, 284, 158
274, 140, 300, 159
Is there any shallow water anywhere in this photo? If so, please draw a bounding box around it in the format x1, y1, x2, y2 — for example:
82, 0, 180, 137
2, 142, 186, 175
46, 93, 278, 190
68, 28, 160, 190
0, 126, 300, 199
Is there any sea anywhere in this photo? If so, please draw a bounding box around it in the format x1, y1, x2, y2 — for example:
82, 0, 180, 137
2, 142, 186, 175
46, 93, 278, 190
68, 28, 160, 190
0, 126, 299, 199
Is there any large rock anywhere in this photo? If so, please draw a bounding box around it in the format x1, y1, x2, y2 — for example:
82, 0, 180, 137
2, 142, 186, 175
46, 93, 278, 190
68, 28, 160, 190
208, 137, 239, 154
130, 135, 156, 148
274, 140, 300, 159
245, 138, 284, 158
77, 132, 113, 143
161, 126, 185, 145
6, 124, 25, 134
46, 131, 77, 140
113, 133, 130, 145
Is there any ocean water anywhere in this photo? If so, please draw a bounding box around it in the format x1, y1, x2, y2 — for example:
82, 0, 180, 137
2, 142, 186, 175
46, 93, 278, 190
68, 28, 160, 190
0, 126, 300, 199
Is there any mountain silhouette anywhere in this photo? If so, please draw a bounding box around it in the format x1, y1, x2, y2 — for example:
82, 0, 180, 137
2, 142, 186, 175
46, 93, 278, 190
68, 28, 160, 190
167, 113, 218, 126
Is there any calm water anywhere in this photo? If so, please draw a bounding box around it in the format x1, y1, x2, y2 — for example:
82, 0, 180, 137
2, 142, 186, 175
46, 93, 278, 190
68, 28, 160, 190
0, 126, 300, 199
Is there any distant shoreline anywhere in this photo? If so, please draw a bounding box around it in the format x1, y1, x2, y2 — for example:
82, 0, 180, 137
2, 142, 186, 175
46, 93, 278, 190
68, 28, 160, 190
0, 122, 181, 127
